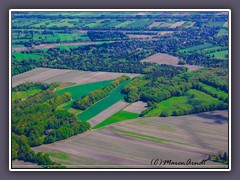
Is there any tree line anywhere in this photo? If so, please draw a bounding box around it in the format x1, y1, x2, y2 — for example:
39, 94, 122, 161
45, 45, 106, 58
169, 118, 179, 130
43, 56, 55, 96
72, 75, 130, 110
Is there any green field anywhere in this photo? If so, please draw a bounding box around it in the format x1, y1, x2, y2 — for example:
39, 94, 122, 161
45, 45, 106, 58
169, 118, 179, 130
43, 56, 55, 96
208, 21, 225, 27
77, 80, 131, 121
12, 88, 41, 100
182, 21, 193, 27
200, 46, 223, 53
56, 80, 113, 100
49, 152, 69, 160
201, 83, 228, 100
93, 110, 139, 129
145, 89, 223, 117
12, 52, 42, 61
206, 50, 228, 60
115, 20, 134, 28
216, 29, 228, 37
223, 22, 228, 28
179, 43, 213, 53
58, 33, 90, 42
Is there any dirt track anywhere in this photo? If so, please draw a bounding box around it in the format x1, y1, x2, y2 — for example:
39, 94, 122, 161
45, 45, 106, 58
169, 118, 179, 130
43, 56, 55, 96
33, 110, 228, 169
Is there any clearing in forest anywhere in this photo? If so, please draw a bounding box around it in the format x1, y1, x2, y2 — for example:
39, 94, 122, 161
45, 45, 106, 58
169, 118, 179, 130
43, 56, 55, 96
140, 53, 202, 71
145, 89, 225, 117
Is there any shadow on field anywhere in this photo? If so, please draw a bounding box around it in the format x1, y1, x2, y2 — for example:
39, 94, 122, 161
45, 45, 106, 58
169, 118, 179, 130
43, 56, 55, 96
196, 112, 228, 124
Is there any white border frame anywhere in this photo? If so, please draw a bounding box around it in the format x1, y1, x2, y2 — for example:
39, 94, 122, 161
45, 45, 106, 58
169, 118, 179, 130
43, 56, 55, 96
9, 9, 231, 172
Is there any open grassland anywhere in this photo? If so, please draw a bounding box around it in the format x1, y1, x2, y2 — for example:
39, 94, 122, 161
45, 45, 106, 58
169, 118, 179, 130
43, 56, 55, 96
123, 101, 148, 114
200, 46, 223, 53
77, 80, 130, 121
12, 68, 139, 87
12, 87, 41, 100
208, 21, 225, 27
12, 52, 42, 61
12, 41, 101, 52
93, 109, 139, 129
140, 53, 202, 71
223, 22, 228, 28
201, 83, 228, 100
56, 80, 112, 100
145, 89, 224, 117
206, 50, 228, 60
34, 110, 228, 168
216, 29, 228, 37
179, 43, 213, 53
89, 101, 130, 127
115, 21, 134, 28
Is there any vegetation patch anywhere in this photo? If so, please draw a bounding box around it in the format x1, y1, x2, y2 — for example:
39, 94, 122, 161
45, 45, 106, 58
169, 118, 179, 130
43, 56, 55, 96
93, 110, 139, 129
12, 52, 42, 61
206, 50, 228, 60
179, 43, 213, 53
77, 80, 130, 121
56, 80, 113, 100
145, 89, 225, 117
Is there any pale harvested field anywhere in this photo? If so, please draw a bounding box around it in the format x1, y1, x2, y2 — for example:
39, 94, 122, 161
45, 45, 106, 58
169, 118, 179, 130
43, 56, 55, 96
141, 53, 179, 65
148, 22, 163, 28
127, 34, 153, 39
12, 68, 139, 87
12, 160, 40, 169
12, 42, 100, 52
33, 110, 228, 168
141, 53, 202, 71
123, 101, 147, 114
157, 31, 174, 35
169, 21, 186, 28
88, 101, 129, 127
186, 22, 196, 28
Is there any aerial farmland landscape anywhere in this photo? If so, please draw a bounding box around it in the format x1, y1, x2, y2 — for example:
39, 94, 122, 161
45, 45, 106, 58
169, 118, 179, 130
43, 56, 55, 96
10, 10, 229, 170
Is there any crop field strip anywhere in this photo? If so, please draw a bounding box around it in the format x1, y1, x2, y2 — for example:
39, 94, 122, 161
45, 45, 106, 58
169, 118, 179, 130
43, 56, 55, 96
179, 43, 213, 53
123, 101, 148, 114
77, 80, 130, 121
93, 109, 139, 129
12, 68, 139, 87
88, 101, 129, 127
140, 53, 202, 71
169, 21, 186, 28
33, 110, 228, 168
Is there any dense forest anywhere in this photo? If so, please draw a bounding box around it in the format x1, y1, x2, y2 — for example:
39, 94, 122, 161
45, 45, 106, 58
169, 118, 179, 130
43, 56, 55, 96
122, 68, 228, 116
12, 82, 90, 167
